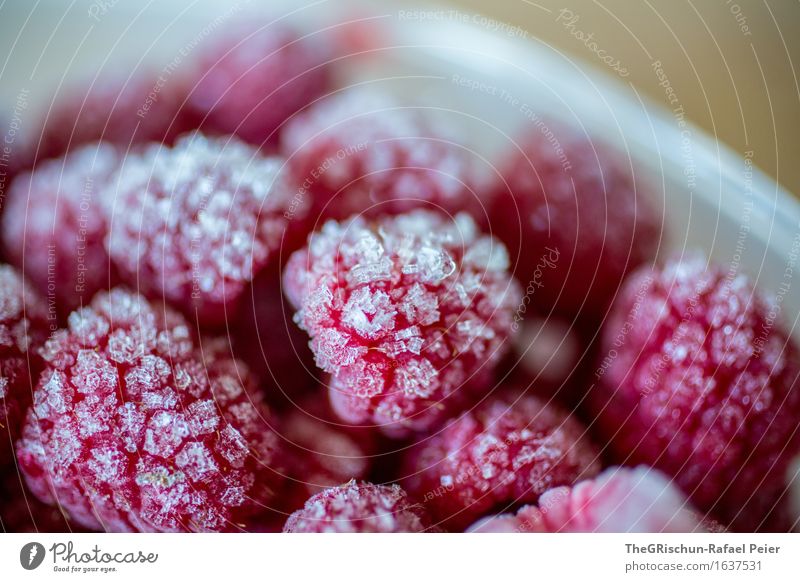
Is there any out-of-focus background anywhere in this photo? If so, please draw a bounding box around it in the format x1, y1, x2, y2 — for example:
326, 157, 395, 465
445, 0, 800, 198
1, 0, 798, 196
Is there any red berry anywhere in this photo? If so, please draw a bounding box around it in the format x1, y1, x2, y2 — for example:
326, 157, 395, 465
284, 210, 521, 436
280, 396, 374, 511
468, 466, 706, 533
281, 91, 493, 222
15, 288, 283, 532
590, 254, 800, 531
283, 481, 434, 533
30, 70, 194, 164
188, 21, 332, 145
490, 120, 661, 321
0, 264, 48, 464
402, 390, 600, 530
2, 143, 119, 316
104, 132, 309, 327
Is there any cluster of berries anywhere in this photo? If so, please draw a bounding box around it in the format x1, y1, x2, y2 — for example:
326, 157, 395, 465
1, 15, 797, 534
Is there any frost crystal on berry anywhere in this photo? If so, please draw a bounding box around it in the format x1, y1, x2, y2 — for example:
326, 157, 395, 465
16, 288, 282, 532
284, 210, 521, 436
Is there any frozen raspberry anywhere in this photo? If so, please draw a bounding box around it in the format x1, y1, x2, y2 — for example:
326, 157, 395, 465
490, 120, 661, 322
468, 466, 706, 533
590, 254, 800, 531
0, 265, 48, 465
284, 210, 521, 436
281, 91, 493, 222
280, 396, 374, 511
31, 70, 194, 164
2, 143, 119, 317
188, 21, 332, 145
402, 390, 600, 530
15, 288, 283, 532
104, 132, 310, 327
283, 481, 434, 533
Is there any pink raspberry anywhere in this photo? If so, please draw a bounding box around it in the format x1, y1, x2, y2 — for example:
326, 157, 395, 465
402, 390, 600, 530
490, 120, 661, 322
281, 91, 493, 222
0, 264, 48, 464
283, 481, 434, 533
468, 466, 707, 533
283, 210, 522, 436
104, 132, 310, 327
188, 21, 333, 145
280, 396, 374, 511
2, 143, 119, 317
590, 254, 800, 531
30, 70, 194, 164
15, 288, 283, 532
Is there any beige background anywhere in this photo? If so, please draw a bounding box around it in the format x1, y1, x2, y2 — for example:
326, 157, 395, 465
446, 0, 800, 198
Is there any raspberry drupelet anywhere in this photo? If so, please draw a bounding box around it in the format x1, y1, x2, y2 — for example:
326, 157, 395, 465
590, 254, 800, 531
283, 210, 522, 437
490, 120, 661, 322
468, 466, 706, 533
283, 481, 435, 533
15, 288, 283, 532
2, 143, 119, 317
281, 91, 493, 223
188, 21, 333, 145
104, 132, 310, 327
0, 265, 48, 465
402, 390, 600, 530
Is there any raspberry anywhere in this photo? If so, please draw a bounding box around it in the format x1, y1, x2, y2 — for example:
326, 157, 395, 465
402, 390, 600, 530
284, 210, 521, 436
490, 120, 661, 322
281, 91, 492, 222
590, 254, 800, 531
283, 481, 434, 532
280, 396, 374, 511
0, 264, 48, 464
104, 132, 310, 327
468, 466, 706, 533
15, 288, 283, 532
188, 21, 332, 145
31, 70, 194, 164
2, 143, 119, 317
